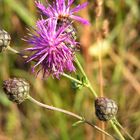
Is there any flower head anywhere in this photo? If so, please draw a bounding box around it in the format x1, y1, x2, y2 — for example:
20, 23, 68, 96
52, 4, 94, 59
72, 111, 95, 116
0, 29, 11, 52
95, 97, 118, 121
3, 78, 30, 104
26, 19, 76, 78
35, 0, 89, 25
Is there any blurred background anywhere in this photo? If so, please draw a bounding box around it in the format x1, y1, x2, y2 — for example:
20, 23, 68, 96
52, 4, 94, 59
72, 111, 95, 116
0, 0, 140, 140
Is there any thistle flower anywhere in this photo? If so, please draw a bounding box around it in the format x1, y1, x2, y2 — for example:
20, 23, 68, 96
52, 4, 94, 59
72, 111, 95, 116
35, 0, 89, 25
26, 19, 76, 78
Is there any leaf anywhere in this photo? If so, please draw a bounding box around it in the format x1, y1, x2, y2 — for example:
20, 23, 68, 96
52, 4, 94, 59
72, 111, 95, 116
72, 120, 84, 127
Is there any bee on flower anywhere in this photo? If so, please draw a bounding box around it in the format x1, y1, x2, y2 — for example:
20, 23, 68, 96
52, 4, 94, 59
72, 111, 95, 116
25, 0, 89, 78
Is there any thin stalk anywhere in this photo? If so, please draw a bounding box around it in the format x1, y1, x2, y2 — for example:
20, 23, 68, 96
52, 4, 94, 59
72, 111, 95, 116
110, 120, 125, 140
85, 120, 114, 139
113, 118, 135, 140
75, 57, 98, 98
98, 34, 105, 140
96, 11, 105, 140
28, 95, 81, 119
27, 95, 114, 139
7, 46, 28, 58
62, 73, 84, 86
75, 56, 125, 140
98, 40, 105, 140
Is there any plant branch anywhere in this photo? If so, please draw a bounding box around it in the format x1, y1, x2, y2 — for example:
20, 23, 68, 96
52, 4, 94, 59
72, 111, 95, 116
110, 120, 125, 140
62, 73, 85, 86
27, 95, 114, 139
113, 118, 135, 140
75, 57, 98, 98
7, 46, 28, 58
75, 55, 126, 140
28, 95, 81, 119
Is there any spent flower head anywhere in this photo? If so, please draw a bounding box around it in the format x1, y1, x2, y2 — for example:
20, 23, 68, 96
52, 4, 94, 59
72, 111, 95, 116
26, 19, 76, 78
35, 0, 89, 25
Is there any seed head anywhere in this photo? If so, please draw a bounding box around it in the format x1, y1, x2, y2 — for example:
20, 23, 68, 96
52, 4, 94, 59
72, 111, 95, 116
2, 78, 30, 104
95, 97, 118, 121
0, 29, 11, 52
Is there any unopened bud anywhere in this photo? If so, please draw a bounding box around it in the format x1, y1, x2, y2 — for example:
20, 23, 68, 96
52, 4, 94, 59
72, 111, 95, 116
0, 29, 11, 52
3, 78, 30, 104
95, 97, 118, 121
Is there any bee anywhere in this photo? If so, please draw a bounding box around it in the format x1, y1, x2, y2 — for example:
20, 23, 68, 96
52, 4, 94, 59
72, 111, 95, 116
57, 18, 77, 40
56, 18, 79, 51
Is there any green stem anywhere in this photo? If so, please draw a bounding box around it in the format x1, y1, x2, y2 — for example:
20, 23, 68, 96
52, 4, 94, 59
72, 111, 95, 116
113, 118, 135, 140
110, 120, 125, 140
74, 57, 87, 78
75, 56, 125, 140
74, 57, 98, 98
27, 95, 114, 139
7, 46, 28, 58
62, 73, 84, 86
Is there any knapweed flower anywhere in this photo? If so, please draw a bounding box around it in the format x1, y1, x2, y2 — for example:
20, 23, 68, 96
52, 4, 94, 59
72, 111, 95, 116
35, 0, 89, 25
26, 19, 76, 78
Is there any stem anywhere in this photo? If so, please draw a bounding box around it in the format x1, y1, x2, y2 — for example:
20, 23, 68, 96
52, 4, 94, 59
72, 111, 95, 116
62, 69, 126, 140
110, 120, 125, 140
75, 56, 126, 140
85, 120, 114, 139
113, 118, 135, 140
62, 73, 84, 86
75, 57, 98, 98
98, 31, 105, 140
28, 95, 82, 119
7, 46, 28, 58
27, 95, 114, 139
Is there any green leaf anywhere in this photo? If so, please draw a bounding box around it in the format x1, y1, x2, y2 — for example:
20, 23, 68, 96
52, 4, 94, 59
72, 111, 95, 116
72, 120, 84, 127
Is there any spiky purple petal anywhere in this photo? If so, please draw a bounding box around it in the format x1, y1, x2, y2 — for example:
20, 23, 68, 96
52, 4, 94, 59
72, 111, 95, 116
35, 0, 89, 25
26, 19, 76, 78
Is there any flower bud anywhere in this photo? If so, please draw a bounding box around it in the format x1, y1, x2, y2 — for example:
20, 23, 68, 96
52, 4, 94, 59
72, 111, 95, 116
0, 29, 11, 52
3, 78, 30, 104
95, 97, 118, 121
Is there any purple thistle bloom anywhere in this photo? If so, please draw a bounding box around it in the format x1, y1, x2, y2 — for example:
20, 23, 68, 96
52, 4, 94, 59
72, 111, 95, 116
35, 0, 89, 25
26, 19, 76, 78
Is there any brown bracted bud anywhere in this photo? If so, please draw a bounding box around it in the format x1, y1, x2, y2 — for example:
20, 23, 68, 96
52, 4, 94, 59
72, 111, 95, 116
95, 97, 118, 121
3, 78, 30, 104
0, 29, 11, 52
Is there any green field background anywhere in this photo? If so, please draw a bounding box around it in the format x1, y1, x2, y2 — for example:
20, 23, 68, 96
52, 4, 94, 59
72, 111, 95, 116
0, 0, 140, 140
